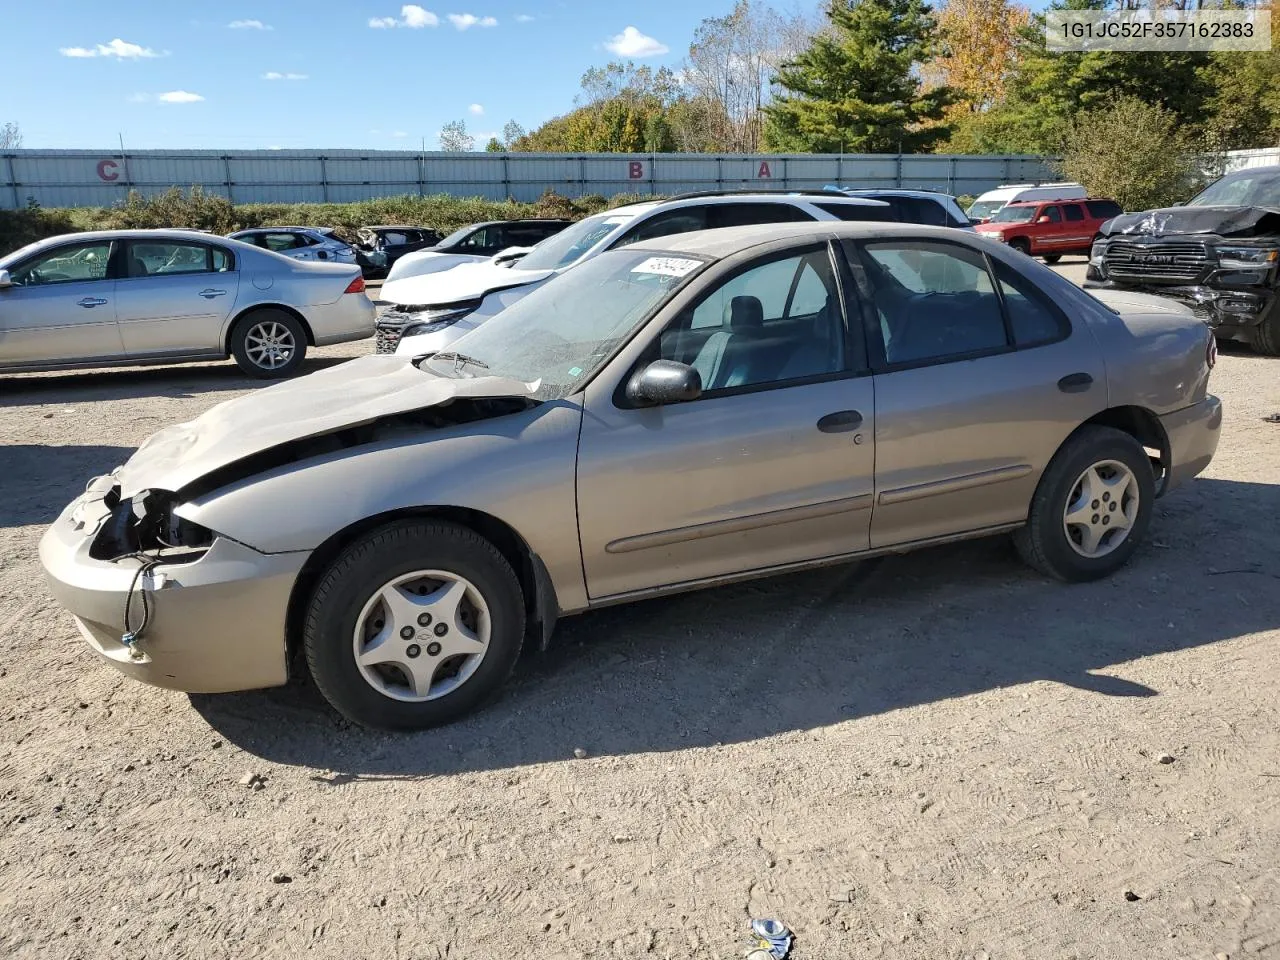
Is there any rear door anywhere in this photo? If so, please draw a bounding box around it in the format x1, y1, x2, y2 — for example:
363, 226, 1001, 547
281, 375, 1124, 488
843, 237, 1105, 548
0, 238, 123, 367
1060, 203, 1092, 251
115, 240, 240, 356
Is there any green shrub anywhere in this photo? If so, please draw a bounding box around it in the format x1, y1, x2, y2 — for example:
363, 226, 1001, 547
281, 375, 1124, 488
0, 199, 79, 256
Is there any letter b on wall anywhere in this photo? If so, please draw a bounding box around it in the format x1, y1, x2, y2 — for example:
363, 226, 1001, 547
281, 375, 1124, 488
628, 160, 647, 180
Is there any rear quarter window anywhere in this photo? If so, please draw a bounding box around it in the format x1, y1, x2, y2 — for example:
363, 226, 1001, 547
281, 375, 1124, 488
1086, 200, 1122, 218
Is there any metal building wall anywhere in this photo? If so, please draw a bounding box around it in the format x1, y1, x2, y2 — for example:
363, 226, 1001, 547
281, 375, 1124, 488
0, 148, 1064, 210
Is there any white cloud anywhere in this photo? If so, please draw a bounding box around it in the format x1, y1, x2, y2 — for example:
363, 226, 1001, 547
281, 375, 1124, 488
448, 13, 498, 29
158, 90, 205, 103
469, 103, 484, 115
228, 19, 271, 29
371, 5, 439, 27
392, 131, 409, 138
604, 26, 668, 57
60, 38, 163, 59
263, 71, 308, 80
515, 13, 534, 22
401, 4, 439, 27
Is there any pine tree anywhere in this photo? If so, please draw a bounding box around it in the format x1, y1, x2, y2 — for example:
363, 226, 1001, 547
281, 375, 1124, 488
764, 0, 954, 153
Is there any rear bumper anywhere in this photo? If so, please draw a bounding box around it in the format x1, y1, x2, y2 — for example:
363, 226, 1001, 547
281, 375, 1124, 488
307, 295, 376, 346
1160, 395, 1223, 495
40, 492, 307, 693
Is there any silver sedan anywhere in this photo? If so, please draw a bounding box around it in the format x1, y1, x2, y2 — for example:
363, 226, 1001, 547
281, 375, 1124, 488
41, 222, 1221, 730
0, 229, 375, 378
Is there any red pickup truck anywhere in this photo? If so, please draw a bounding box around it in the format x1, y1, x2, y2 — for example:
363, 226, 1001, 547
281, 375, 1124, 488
974, 198, 1123, 263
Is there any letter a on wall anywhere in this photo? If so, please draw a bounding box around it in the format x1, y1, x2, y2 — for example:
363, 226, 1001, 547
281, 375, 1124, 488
757, 161, 772, 179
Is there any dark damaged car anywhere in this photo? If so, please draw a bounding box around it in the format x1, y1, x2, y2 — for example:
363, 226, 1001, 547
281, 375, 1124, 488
1086, 166, 1280, 353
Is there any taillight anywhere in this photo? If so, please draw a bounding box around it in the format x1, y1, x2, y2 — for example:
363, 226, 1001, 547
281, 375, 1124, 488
1207, 334, 1217, 370
344, 275, 366, 294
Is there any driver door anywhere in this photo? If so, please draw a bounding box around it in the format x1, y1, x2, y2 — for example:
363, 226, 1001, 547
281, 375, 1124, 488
575, 242, 877, 601
0, 238, 123, 368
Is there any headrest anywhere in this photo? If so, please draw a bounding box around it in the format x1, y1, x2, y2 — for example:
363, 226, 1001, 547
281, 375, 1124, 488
724, 295, 764, 331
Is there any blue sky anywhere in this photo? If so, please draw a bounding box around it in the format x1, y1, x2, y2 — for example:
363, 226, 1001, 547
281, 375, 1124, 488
2, 0, 1060, 151
0, 0, 767, 150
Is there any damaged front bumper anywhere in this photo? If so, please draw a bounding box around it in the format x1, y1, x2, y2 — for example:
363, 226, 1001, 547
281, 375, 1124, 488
39, 478, 307, 693
1084, 273, 1273, 338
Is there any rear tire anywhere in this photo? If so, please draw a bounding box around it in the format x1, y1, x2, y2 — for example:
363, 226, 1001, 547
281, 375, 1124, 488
304, 520, 525, 731
1009, 238, 1031, 257
1042, 253, 1062, 264
1014, 426, 1155, 582
231, 309, 307, 378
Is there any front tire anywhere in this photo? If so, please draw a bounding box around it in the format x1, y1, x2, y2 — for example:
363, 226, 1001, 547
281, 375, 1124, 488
304, 520, 525, 730
1014, 426, 1155, 582
1009, 238, 1031, 257
1251, 301, 1280, 356
231, 309, 307, 378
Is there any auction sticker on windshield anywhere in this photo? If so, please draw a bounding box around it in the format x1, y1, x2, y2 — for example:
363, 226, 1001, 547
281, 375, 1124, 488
632, 257, 702, 277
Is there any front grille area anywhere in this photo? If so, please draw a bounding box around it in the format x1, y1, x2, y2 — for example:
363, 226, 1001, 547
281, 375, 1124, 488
1102, 239, 1208, 283
375, 328, 402, 354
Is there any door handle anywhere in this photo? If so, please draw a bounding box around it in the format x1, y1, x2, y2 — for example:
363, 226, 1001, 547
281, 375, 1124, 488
1057, 372, 1094, 393
816, 410, 864, 433
199, 289, 227, 299
77, 297, 108, 308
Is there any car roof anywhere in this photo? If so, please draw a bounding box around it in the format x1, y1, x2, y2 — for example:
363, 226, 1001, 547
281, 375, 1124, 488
231, 226, 325, 233
625, 221, 973, 259
364, 224, 428, 231
842, 188, 953, 200
27, 228, 242, 246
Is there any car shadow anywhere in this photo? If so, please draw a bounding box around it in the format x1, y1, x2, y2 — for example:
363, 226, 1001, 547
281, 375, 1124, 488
0, 444, 137, 528
0, 355, 353, 406
191, 475, 1280, 778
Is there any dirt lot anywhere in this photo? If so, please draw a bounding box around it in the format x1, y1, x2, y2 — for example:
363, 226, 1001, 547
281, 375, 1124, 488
1, 272, 1278, 959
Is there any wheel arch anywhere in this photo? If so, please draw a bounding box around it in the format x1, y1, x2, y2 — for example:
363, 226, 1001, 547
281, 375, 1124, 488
283, 506, 559, 675
1066, 405, 1170, 495
224, 303, 316, 356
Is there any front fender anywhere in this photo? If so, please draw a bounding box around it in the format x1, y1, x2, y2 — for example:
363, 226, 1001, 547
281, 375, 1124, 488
174, 399, 589, 612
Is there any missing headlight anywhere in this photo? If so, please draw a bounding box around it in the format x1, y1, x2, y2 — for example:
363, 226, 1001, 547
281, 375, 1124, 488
90, 490, 214, 562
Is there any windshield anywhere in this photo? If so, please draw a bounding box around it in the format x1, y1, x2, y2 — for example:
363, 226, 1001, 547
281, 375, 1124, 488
515, 212, 632, 271
967, 200, 1005, 220
421, 249, 708, 399
991, 205, 1037, 223
1187, 171, 1280, 207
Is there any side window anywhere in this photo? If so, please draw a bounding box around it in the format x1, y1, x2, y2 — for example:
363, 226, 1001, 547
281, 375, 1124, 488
660, 248, 848, 392
382, 231, 410, 247
1040, 205, 1062, 223
1086, 200, 1122, 219
857, 241, 1008, 366
210, 246, 234, 273
458, 227, 496, 250
262, 233, 300, 252
126, 242, 213, 277
711, 202, 814, 228
900, 197, 949, 227
9, 241, 112, 286
613, 207, 710, 247
814, 201, 897, 223
994, 260, 1070, 347
1063, 204, 1085, 222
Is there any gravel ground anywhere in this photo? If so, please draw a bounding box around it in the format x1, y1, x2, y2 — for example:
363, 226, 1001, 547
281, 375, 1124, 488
1, 269, 1278, 959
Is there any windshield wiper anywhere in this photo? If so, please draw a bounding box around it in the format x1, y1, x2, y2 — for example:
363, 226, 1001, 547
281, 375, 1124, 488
429, 350, 490, 371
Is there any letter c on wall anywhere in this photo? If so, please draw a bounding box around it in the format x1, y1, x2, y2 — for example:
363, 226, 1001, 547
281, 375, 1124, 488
97, 159, 120, 182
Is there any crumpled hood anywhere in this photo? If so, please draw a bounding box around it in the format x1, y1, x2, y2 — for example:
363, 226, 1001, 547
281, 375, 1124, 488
113, 355, 537, 497
384, 250, 489, 283
1100, 205, 1280, 238
380, 259, 554, 307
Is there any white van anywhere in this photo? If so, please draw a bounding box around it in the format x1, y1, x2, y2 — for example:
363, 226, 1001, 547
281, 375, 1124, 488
966, 183, 1088, 223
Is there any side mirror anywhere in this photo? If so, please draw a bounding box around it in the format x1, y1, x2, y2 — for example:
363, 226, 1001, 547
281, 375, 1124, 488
1037, 215, 1052, 224
626, 359, 702, 406
0, 269, 11, 288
